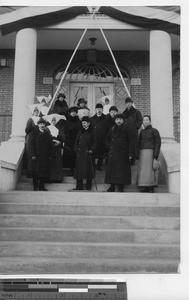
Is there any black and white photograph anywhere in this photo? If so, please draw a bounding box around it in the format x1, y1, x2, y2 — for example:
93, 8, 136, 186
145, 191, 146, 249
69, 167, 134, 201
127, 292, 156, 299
0, 1, 187, 299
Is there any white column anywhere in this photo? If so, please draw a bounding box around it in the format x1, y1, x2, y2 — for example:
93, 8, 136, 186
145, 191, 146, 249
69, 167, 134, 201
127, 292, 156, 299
10, 28, 37, 141
150, 30, 174, 141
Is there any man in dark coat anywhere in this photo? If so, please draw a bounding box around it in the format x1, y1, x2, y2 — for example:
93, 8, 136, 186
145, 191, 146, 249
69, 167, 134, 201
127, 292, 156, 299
122, 97, 142, 164
90, 103, 109, 171
63, 106, 81, 174
27, 118, 52, 191
73, 116, 95, 191
105, 114, 135, 192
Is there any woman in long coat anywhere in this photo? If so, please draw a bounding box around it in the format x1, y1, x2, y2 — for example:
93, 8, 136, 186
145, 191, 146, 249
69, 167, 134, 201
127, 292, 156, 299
73, 116, 95, 190
27, 118, 53, 191
47, 116, 64, 183
137, 115, 161, 193
105, 114, 135, 192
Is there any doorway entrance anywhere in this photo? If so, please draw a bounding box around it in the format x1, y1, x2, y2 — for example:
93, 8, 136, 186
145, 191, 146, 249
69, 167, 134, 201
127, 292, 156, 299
69, 82, 114, 116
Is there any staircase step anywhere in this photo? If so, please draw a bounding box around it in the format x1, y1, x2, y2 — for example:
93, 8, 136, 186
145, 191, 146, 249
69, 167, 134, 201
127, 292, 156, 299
0, 227, 180, 244
0, 241, 180, 259
0, 257, 179, 274
0, 214, 179, 230
0, 203, 179, 217
0, 191, 179, 205
16, 182, 168, 192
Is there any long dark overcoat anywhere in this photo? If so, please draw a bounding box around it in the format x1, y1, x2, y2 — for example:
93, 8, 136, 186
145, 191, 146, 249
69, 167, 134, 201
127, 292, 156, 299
63, 115, 81, 169
122, 106, 142, 159
74, 125, 95, 180
105, 123, 135, 185
27, 127, 52, 179
90, 114, 108, 157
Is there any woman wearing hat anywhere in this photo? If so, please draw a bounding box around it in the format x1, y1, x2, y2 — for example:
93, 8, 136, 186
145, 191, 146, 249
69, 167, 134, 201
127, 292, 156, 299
73, 116, 95, 190
27, 118, 53, 191
137, 115, 161, 193
77, 98, 90, 120
63, 106, 81, 175
52, 93, 68, 115
47, 116, 64, 183
105, 114, 135, 192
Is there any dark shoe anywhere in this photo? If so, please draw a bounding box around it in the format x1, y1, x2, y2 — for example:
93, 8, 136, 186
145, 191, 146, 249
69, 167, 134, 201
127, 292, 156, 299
149, 187, 154, 193
72, 187, 83, 191
39, 187, 48, 191
86, 186, 92, 191
33, 188, 38, 191
140, 187, 149, 193
118, 188, 124, 192
106, 186, 115, 192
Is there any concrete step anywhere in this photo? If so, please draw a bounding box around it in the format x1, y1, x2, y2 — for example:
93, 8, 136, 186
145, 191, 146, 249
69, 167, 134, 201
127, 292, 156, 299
0, 227, 180, 244
0, 257, 179, 274
0, 241, 179, 259
0, 191, 178, 205
16, 181, 168, 192
0, 203, 179, 217
0, 214, 180, 230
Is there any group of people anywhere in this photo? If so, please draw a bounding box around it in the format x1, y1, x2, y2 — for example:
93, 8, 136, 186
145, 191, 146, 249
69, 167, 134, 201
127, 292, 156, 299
24, 93, 161, 193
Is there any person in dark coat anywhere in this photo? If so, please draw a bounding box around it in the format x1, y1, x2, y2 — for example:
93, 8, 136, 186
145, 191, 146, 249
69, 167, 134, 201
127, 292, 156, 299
106, 105, 118, 132
122, 97, 142, 164
137, 115, 161, 193
27, 118, 53, 191
63, 106, 81, 174
73, 116, 95, 191
90, 103, 109, 171
52, 93, 68, 115
24, 106, 40, 170
47, 116, 64, 183
105, 114, 135, 192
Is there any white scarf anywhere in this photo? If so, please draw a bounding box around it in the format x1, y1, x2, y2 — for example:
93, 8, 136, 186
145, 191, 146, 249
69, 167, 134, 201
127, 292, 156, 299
47, 125, 59, 137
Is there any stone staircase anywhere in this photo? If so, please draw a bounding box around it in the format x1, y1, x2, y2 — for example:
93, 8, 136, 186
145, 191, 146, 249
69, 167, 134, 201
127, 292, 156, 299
0, 163, 179, 274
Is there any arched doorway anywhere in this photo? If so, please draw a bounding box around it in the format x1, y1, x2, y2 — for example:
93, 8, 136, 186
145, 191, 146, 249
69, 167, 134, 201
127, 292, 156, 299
53, 62, 130, 115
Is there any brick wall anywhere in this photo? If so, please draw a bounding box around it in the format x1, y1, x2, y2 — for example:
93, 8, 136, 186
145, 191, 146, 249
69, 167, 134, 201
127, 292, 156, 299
0, 49, 180, 143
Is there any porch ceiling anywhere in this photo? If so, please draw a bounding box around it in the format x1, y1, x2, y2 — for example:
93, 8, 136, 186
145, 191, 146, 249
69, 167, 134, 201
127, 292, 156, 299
0, 28, 180, 51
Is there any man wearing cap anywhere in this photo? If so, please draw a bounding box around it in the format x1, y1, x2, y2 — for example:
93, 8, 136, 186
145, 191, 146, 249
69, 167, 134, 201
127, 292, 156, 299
90, 103, 109, 171
105, 114, 135, 192
27, 118, 53, 191
63, 106, 81, 175
122, 97, 142, 164
73, 116, 95, 190
106, 105, 118, 132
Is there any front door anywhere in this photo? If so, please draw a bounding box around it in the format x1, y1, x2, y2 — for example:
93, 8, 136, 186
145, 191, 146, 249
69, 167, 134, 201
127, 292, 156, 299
70, 83, 114, 116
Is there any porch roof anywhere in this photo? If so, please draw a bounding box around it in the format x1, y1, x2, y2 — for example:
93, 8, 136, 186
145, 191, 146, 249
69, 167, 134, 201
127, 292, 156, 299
0, 6, 180, 36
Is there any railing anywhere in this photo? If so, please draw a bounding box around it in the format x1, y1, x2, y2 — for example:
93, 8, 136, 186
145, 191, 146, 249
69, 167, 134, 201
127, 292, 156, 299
173, 115, 180, 143
0, 114, 12, 144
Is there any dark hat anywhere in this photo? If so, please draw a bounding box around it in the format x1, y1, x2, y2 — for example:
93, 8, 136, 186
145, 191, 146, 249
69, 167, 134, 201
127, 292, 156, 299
125, 96, 133, 103
57, 93, 66, 99
95, 103, 103, 109
37, 117, 46, 125
114, 113, 124, 120
109, 105, 118, 112
77, 98, 86, 105
81, 116, 91, 123
69, 106, 78, 113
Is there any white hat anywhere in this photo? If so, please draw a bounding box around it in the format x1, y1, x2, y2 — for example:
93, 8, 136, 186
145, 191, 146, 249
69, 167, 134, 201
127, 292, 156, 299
43, 113, 66, 124
27, 104, 43, 114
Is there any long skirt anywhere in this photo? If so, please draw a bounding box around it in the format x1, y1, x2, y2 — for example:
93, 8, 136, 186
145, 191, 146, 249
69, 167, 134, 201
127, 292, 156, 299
137, 149, 158, 187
